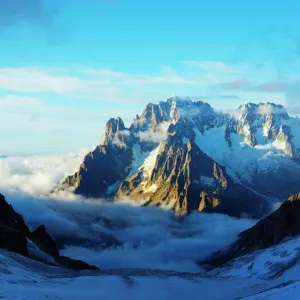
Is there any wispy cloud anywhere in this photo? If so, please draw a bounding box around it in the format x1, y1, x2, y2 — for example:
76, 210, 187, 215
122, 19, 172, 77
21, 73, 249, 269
0, 67, 114, 98
0, 94, 138, 154
219, 95, 240, 99
253, 80, 297, 93
217, 78, 251, 90
181, 61, 234, 71
0, 67, 195, 100
85, 66, 196, 85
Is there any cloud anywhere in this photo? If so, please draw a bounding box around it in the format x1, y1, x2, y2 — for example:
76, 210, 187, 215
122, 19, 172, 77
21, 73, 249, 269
85, 66, 196, 86
0, 68, 113, 98
219, 95, 240, 99
0, 151, 89, 195
0, 94, 141, 154
252, 80, 294, 93
137, 122, 170, 143
256, 103, 287, 115
181, 61, 234, 72
217, 78, 251, 90
0, 153, 255, 272
189, 96, 207, 101
0, 67, 195, 99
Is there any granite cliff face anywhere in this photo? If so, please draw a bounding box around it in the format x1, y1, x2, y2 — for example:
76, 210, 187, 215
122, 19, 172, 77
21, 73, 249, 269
59, 96, 300, 217
117, 118, 268, 217
61, 143, 133, 198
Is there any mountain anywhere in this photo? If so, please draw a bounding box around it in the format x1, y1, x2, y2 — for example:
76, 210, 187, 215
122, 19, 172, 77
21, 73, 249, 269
0, 193, 97, 270
58, 96, 300, 217
205, 194, 300, 267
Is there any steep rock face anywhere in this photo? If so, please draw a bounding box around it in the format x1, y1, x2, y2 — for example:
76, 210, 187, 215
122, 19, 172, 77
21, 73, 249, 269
61, 142, 133, 198
129, 99, 172, 133
237, 194, 300, 250
31, 225, 60, 257
0, 193, 30, 235
0, 226, 29, 257
101, 117, 127, 145
206, 194, 300, 267
0, 193, 97, 270
0, 193, 31, 256
169, 97, 225, 131
117, 122, 269, 217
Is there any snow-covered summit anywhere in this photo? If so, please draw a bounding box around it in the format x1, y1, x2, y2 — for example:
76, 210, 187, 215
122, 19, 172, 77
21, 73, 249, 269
60, 97, 300, 210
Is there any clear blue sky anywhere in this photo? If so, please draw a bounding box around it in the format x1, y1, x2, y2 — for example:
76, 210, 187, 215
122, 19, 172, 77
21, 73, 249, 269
1, 0, 300, 155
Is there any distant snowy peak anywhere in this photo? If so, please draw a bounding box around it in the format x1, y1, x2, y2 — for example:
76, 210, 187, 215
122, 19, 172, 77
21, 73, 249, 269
60, 96, 300, 213
130, 96, 222, 134
225, 102, 298, 158
101, 117, 130, 147
238, 102, 289, 117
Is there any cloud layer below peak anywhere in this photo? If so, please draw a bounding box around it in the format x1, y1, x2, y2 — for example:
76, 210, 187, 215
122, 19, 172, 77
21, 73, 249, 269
0, 152, 255, 272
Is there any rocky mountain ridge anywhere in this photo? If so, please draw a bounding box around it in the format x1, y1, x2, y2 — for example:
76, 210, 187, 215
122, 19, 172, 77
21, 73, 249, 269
0, 193, 97, 270
205, 193, 300, 268
58, 96, 300, 217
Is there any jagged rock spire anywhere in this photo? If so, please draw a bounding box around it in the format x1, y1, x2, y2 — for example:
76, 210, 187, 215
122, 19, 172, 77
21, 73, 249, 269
101, 117, 126, 145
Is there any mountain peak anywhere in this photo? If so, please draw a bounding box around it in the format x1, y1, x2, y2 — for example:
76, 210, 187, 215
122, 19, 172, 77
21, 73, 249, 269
60, 96, 300, 216
238, 102, 289, 118
166, 95, 192, 103
101, 117, 126, 145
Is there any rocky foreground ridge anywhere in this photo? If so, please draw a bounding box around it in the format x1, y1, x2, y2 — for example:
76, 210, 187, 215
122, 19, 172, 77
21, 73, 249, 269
58, 96, 300, 218
0, 193, 97, 270
206, 194, 300, 267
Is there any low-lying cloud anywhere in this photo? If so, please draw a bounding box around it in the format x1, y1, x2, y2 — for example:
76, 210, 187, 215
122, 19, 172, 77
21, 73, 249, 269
137, 122, 170, 143
0, 153, 255, 272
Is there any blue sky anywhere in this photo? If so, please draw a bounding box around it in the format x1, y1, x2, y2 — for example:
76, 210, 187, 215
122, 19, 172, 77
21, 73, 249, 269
1, 0, 300, 155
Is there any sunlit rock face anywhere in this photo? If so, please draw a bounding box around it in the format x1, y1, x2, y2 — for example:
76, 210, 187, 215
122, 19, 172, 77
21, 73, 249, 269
117, 118, 268, 218
59, 97, 300, 217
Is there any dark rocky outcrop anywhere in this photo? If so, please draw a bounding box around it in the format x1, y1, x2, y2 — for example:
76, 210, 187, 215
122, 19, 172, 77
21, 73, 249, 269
61, 144, 133, 198
0, 193, 30, 256
206, 194, 300, 267
0, 225, 29, 257
0, 193, 98, 270
0, 193, 30, 235
55, 256, 98, 271
30, 225, 59, 257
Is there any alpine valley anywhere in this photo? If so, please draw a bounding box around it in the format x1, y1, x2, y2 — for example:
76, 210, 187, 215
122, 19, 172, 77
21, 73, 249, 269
59, 96, 300, 218
3, 96, 300, 300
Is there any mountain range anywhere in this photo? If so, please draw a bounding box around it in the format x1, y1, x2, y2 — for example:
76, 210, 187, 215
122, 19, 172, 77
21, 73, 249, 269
58, 96, 300, 218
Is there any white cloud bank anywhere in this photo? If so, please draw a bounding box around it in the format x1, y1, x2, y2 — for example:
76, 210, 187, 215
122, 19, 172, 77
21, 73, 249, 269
0, 152, 255, 272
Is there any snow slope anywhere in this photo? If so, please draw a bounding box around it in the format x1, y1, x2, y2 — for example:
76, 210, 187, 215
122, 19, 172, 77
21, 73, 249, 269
2, 235, 300, 300
194, 126, 300, 199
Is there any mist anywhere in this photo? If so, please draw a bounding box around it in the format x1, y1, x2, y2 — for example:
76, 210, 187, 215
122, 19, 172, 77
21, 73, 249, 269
0, 152, 255, 272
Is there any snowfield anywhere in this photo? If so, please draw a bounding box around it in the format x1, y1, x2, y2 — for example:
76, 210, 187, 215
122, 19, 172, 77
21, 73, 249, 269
194, 126, 300, 191
2, 236, 300, 300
